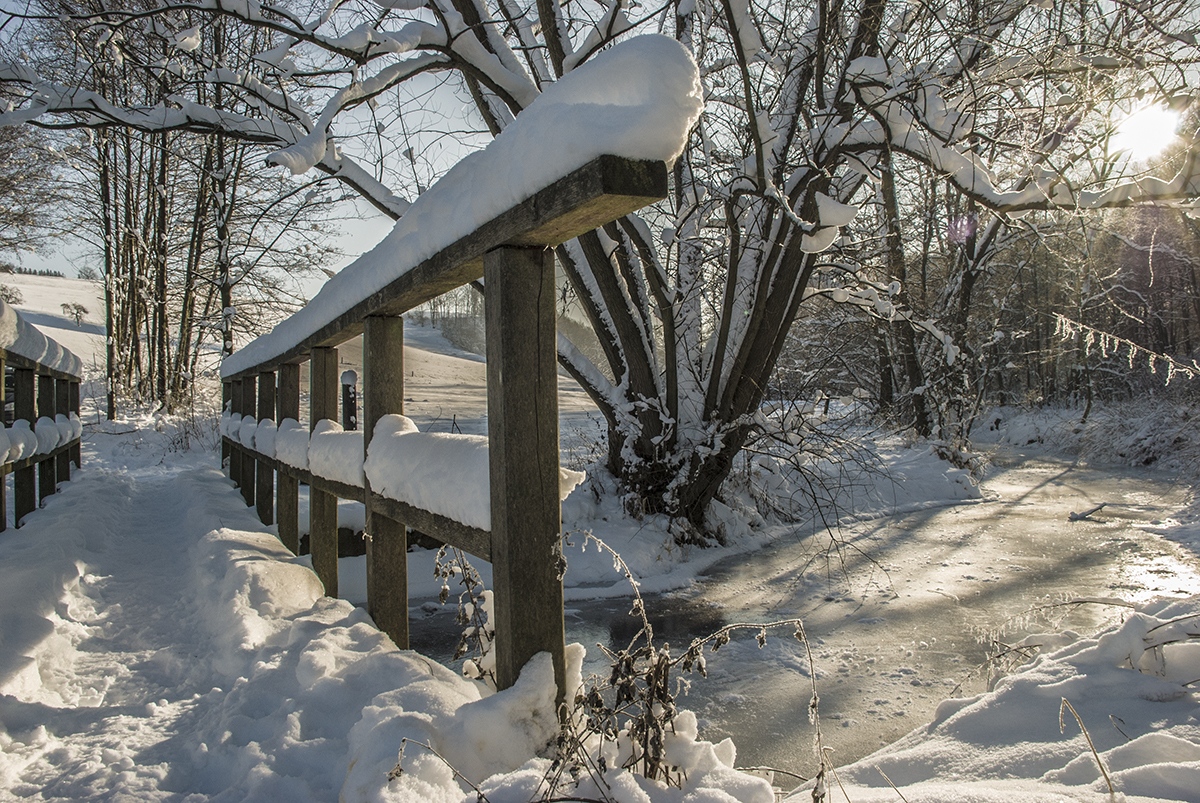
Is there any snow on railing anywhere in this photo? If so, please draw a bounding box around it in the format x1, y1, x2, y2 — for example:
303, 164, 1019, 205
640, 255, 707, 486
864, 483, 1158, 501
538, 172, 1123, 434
0, 298, 84, 529
219, 34, 696, 702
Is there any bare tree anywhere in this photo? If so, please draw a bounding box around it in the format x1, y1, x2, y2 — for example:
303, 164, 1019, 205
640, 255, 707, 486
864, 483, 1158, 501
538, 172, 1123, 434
5, 0, 1197, 536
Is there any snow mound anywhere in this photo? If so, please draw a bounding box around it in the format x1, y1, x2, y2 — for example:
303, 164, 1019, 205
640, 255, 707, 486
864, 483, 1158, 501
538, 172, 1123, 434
796, 594, 1200, 802
222, 34, 701, 378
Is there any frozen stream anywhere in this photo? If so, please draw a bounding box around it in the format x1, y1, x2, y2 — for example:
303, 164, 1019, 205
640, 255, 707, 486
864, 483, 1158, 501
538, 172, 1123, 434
409, 448, 1199, 789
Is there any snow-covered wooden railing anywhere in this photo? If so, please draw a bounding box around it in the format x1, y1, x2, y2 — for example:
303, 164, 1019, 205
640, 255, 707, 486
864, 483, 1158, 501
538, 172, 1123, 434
0, 298, 84, 530
220, 155, 667, 701
218, 35, 697, 704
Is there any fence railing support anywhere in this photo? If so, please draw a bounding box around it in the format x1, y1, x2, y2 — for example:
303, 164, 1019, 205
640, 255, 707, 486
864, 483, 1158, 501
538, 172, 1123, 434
240, 378, 256, 509
14, 368, 35, 524
69, 380, 81, 468
55, 379, 70, 484
217, 155, 669, 704
277, 363, 300, 554
229, 379, 242, 488
37, 374, 55, 503
257, 371, 275, 525
484, 245, 565, 702
363, 315, 408, 647
309, 346, 339, 596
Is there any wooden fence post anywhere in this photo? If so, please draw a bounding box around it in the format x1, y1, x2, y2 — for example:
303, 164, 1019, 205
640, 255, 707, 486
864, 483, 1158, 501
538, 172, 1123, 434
484, 245, 565, 704
257, 371, 275, 526
229, 379, 242, 487
309, 346, 339, 596
240, 377, 256, 508
363, 316, 407, 647
37, 374, 55, 504
13, 368, 35, 524
69, 380, 80, 468
55, 378, 71, 484
342, 371, 358, 431
222, 381, 232, 474
277, 363, 300, 554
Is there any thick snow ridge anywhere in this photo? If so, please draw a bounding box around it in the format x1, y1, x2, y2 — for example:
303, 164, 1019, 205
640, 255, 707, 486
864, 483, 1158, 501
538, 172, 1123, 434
221, 34, 701, 378
0, 297, 83, 377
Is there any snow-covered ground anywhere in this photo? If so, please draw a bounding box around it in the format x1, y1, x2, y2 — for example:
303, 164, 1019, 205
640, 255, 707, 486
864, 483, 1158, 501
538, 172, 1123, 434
1, 274, 104, 375
2, 280, 1199, 800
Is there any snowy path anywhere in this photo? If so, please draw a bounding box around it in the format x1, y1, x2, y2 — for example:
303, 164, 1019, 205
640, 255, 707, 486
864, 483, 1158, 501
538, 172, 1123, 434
0, 449, 481, 801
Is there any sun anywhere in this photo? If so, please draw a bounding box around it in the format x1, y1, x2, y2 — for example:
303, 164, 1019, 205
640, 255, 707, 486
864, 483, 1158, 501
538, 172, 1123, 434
1109, 103, 1181, 162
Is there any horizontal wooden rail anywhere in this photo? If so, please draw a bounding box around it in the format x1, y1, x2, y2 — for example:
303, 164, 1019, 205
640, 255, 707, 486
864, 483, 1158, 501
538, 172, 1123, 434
223, 436, 492, 561
0, 438, 81, 477
0, 348, 80, 383
221, 155, 667, 382
222, 152, 670, 709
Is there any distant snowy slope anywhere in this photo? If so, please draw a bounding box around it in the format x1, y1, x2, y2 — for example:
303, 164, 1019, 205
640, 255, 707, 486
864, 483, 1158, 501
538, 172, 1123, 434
3, 273, 104, 370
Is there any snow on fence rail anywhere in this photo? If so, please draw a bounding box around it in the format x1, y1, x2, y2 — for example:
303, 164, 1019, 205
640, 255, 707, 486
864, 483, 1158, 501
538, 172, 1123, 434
218, 33, 699, 707
0, 298, 83, 530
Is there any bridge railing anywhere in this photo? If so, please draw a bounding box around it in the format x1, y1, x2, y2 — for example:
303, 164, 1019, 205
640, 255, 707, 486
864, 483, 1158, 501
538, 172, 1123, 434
0, 298, 83, 530
221, 155, 667, 703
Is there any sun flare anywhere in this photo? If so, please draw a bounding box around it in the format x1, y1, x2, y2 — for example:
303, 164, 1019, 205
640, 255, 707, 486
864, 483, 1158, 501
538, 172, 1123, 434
1110, 104, 1181, 161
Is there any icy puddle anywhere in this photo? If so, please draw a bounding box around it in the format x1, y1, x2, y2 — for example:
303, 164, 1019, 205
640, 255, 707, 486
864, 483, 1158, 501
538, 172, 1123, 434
411, 450, 1199, 790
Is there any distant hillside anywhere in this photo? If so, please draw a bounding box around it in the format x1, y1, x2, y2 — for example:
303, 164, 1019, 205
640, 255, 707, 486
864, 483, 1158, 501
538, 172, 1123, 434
1, 273, 104, 371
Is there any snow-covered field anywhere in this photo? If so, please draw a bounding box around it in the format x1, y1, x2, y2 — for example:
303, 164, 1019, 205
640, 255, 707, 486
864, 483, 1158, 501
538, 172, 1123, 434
1, 277, 1199, 800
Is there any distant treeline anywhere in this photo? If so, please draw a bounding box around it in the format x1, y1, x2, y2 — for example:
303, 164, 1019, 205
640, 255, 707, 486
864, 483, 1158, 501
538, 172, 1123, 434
0, 264, 65, 278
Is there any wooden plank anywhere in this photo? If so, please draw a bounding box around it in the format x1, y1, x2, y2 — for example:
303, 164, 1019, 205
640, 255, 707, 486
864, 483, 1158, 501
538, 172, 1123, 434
221, 381, 232, 475
229, 379, 242, 488
13, 368, 35, 525
276, 363, 301, 554
240, 377, 256, 508
0, 439, 80, 476
69, 380, 80, 468
484, 245, 565, 701
222, 156, 668, 380
55, 379, 70, 484
368, 492, 491, 563
256, 371, 275, 526
37, 374, 55, 503
363, 316, 408, 647
309, 347, 339, 596
222, 436, 490, 562
0, 348, 79, 382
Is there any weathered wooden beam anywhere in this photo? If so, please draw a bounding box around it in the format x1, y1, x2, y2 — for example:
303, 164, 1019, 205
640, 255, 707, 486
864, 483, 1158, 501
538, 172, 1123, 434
363, 316, 408, 647
55, 379, 70, 484
484, 245, 565, 703
0, 439, 79, 477
69, 380, 80, 468
240, 377, 256, 508
13, 368, 35, 525
309, 347, 339, 597
0, 348, 79, 382
222, 156, 668, 381
256, 371, 275, 526
229, 379, 242, 487
221, 381, 232, 475
37, 374, 55, 503
276, 363, 301, 554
